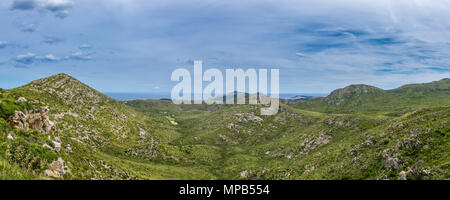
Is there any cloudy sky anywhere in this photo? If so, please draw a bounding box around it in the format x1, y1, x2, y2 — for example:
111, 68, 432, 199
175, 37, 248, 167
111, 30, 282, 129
1, 0, 450, 93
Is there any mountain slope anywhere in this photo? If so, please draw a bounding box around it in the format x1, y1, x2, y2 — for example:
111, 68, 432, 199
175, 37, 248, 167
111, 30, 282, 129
287, 78, 450, 114
1, 74, 215, 179
126, 100, 449, 180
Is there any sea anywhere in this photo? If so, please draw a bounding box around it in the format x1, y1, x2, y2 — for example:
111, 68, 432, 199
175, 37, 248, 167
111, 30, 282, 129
105, 92, 328, 101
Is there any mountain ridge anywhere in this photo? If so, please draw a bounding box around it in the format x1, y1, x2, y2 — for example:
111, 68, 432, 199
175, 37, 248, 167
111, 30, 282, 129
288, 78, 450, 114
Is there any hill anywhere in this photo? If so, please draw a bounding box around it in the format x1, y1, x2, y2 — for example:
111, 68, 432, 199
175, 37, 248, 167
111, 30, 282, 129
286, 78, 450, 115
1, 74, 449, 180
1, 74, 214, 179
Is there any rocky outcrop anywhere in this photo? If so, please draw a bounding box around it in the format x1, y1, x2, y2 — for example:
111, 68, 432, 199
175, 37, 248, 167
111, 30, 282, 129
7, 107, 56, 133
44, 157, 70, 179
127, 142, 158, 160
381, 149, 402, 170
235, 113, 264, 123
138, 126, 149, 139
299, 134, 332, 155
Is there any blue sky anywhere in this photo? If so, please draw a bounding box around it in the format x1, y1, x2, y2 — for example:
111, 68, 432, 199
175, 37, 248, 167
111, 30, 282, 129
0, 0, 449, 93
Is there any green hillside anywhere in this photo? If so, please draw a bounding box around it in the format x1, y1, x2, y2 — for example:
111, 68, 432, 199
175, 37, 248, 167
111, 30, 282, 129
286, 78, 450, 115
1, 74, 449, 180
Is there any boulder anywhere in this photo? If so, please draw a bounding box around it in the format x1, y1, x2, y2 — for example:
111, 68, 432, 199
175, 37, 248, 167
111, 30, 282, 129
43, 169, 58, 178
45, 157, 69, 179
240, 170, 250, 178
398, 171, 408, 180
8, 111, 27, 130
16, 97, 27, 102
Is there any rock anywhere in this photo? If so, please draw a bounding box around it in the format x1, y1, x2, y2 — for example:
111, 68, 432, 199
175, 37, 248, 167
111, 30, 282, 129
66, 144, 72, 153
45, 157, 69, 179
324, 116, 355, 129
127, 142, 158, 160
53, 111, 79, 120
240, 170, 250, 178
44, 169, 58, 178
53, 138, 62, 153
16, 97, 27, 102
401, 139, 420, 149
299, 134, 332, 155
7, 107, 56, 133
43, 143, 53, 151
381, 150, 402, 170
398, 171, 408, 180
364, 139, 374, 146
43, 137, 63, 153
235, 113, 263, 123
349, 148, 359, 156
51, 158, 64, 171
250, 115, 263, 122
304, 165, 315, 174
382, 156, 401, 170
226, 123, 235, 129
8, 111, 27, 130
138, 126, 149, 139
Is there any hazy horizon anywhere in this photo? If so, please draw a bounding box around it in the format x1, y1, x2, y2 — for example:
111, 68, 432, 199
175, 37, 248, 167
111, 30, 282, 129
105, 92, 329, 101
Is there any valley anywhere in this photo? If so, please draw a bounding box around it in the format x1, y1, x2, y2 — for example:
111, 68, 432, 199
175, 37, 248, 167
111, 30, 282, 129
0, 74, 448, 180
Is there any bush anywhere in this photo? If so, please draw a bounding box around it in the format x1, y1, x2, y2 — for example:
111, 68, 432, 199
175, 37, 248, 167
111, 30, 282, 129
0, 100, 20, 119
0, 118, 8, 134
6, 139, 57, 172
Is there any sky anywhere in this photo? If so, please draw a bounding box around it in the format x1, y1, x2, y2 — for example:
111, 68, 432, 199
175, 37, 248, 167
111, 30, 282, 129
0, 0, 450, 94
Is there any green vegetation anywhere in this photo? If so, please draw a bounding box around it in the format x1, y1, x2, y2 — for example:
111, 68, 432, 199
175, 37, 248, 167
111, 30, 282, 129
286, 79, 450, 115
0, 74, 448, 180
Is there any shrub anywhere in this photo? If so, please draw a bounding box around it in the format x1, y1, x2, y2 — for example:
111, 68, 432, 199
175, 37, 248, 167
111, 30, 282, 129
7, 139, 57, 172
0, 100, 20, 119
0, 118, 8, 134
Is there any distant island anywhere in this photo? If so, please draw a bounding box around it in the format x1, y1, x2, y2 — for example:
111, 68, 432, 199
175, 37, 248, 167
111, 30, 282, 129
291, 95, 314, 100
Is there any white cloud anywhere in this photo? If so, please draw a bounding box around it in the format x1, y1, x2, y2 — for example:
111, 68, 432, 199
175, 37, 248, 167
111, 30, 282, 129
43, 0, 74, 11
67, 51, 94, 61
14, 53, 36, 64
19, 23, 36, 32
40, 54, 60, 61
79, 44, 91, 50
43, 35, 64, 44
295, 52, 306, 57
11, 0, 74, 18
0, 41, 9, 48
